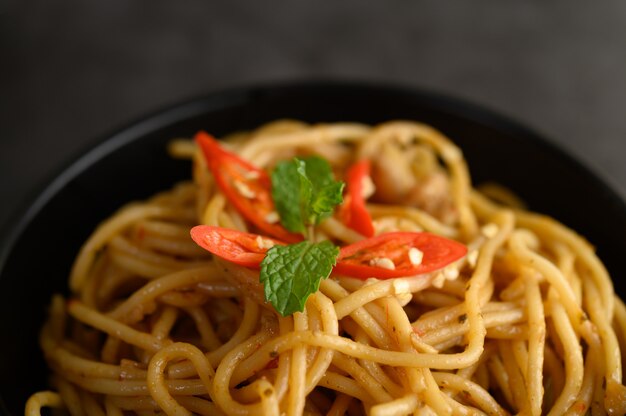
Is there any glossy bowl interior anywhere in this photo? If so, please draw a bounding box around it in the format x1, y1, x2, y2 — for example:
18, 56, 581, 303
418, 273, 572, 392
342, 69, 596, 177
2, 82, 625, 414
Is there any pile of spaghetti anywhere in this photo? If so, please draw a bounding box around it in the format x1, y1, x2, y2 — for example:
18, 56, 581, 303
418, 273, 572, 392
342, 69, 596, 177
26, 121, 626, 415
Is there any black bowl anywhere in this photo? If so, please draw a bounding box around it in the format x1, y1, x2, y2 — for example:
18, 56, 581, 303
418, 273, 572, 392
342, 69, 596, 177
1, 81, 625, 414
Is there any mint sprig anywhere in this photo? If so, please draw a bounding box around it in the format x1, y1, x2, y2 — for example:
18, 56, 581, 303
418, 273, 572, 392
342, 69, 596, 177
260, 240, 339, 316
272, 156, 344, 237
261, 156, 345, 315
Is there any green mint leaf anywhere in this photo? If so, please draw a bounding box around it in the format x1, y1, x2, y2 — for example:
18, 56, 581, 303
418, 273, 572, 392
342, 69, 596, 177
298, 155, 335, 187
271, 160, 306, 233
310, 180, 344, 222
295, 157, 345, 225
271, 156, 344, 235
260, 240, 339, 316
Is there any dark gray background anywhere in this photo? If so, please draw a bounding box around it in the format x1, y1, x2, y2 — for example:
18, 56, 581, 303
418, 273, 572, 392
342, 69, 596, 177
2, 0, 625, 231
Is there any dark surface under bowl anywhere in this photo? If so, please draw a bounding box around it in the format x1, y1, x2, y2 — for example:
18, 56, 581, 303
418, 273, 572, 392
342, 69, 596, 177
1, 82, 625, 415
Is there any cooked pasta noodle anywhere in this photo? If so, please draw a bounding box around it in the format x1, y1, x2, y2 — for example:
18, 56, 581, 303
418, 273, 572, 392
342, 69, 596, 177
26, 120, 626, 415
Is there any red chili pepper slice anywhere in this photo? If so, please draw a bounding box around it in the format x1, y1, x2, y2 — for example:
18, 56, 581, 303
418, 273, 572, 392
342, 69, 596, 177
340, 160, 375, 237
334, 232, 467, 279
190, 225, 285, 268
191, 226, 466, 280
195, 131, 301, 243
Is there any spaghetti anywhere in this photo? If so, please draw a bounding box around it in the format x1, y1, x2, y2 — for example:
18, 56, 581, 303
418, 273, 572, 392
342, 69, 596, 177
26, 120, 626, 415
